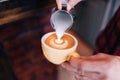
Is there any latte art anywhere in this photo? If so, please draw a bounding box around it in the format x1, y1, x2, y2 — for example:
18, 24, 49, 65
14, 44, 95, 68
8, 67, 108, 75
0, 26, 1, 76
45, 34, 74, 50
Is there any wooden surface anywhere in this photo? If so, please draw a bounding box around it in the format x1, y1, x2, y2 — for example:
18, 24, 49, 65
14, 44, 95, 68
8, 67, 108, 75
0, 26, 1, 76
0, 3, 56, 25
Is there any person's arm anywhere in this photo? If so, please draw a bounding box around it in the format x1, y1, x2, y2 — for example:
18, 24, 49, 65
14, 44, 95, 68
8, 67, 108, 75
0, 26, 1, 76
61, 53, 120, 80
56, 0, 82, 11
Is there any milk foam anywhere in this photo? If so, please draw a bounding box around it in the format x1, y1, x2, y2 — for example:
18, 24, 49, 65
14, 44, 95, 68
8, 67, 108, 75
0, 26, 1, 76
45, 33, 74, 49
55, 29, 65, 43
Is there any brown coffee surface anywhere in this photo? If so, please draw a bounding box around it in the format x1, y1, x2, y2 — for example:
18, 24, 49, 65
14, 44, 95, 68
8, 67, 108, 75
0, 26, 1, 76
45, 33, 74, 49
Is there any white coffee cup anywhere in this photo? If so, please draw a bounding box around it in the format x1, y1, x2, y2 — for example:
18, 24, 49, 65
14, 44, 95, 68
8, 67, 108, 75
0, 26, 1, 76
41, 32, 80, 65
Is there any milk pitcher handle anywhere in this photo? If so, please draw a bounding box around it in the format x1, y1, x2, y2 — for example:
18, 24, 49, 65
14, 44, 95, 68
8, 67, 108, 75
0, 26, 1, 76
62, 0, 68, 10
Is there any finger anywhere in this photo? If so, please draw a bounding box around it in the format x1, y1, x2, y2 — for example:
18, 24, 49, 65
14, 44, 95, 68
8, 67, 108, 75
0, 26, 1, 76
70, 56, 106, 73
56, 0, 62, 10
95, 53, 114, 59
69, 56, 86, 68
81, 60, 109, 73
83, 71, 106, 80
67, 0, 82, 11
67, 4, 71, 12
61, 62, 78, 72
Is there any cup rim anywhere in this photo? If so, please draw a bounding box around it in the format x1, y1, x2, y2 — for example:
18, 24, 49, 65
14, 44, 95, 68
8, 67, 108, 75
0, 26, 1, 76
41, 32, 78, 52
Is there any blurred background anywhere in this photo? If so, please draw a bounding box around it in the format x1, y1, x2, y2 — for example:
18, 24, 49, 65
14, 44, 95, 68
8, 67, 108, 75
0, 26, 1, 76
0, 0, 120, 80
73, 0, 120, 48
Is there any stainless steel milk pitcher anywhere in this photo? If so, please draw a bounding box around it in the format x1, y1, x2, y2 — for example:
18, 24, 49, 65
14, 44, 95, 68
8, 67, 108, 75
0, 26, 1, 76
50, 0, 74, 32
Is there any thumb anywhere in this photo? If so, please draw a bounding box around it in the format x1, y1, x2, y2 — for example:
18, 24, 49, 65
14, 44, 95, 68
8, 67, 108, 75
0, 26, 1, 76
69, 56, 85, 68
67, 0, 82, 11
56, 0, 62, 10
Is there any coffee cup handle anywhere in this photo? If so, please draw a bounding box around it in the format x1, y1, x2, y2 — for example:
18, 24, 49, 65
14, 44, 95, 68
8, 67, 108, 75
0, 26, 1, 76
66, 52, 80, 61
